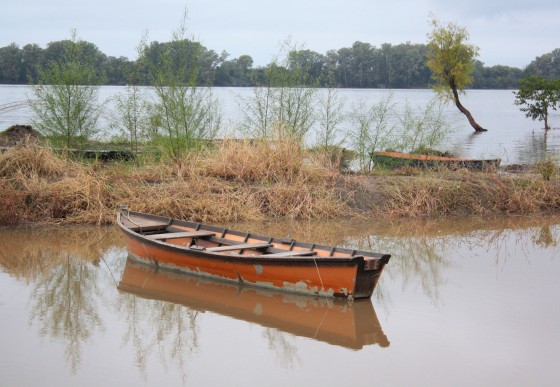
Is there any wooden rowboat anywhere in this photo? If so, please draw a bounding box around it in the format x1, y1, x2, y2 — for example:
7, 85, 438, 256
118, 259, 389, 349
117, 206, 391, 300
372, 151, 501, 171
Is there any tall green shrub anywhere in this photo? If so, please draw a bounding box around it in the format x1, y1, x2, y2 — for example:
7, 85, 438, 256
139, 14, 220, 158
350, 95, 397, 172
29, 30, 104, 149
237, 39, 318, 143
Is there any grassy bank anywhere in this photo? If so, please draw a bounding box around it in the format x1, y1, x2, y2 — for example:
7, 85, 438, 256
0, 141, 559, 226
0, 140, 347, 226
372, 167, 560, 217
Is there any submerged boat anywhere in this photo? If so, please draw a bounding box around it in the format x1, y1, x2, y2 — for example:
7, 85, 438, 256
117, 206, 391, 300
118, 259, 389, 349
372, 151, 501, 171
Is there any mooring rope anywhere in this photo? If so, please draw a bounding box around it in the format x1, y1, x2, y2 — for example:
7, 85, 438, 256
312, 256, 327, 299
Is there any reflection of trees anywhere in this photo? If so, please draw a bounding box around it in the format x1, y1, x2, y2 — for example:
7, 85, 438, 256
262, 328, 301, 368
348, 218, 560, 305
29, 255, 103, 372
117, 292, 199, 382
0, 227, 124, 373
516, 129, 555, 164
349, 235, 452, 304
0, 226, 124, 279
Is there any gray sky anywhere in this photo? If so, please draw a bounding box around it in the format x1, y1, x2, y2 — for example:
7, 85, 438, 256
2, 0, 559, 68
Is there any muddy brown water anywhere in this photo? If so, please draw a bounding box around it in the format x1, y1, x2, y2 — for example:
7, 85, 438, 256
1, 216, 560, 386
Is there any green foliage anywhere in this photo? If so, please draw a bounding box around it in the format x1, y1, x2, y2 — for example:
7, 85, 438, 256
111, 85, 151, 156
524, 49, 560, 80
350, 95, 397, 172
426, 17, 486, 132
237, 39, 318, 143
398, 98, 451, 152
139, 14, 221, 158
0, 43, 23, 83
426, 18, 478, 98
29, 31, 104, 149
350, 95, 454, 172
0, 38, 535, 88
471, 61, 523, 89
316, 87, 346, 149
514, 76, 560, 129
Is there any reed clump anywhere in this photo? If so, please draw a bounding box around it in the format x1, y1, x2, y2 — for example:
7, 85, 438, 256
203, 138, 305, 183
376, 170, 560, 217
0, 141, 67, 179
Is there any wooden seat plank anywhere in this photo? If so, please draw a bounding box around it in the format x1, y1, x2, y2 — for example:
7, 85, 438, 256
147, 231, 215, 240
122, 216, 170, 232
206, 243, 272, 252
263, 250, 317, 258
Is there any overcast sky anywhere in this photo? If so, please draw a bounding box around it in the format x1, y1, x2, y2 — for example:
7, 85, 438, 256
2, 0, 559, 68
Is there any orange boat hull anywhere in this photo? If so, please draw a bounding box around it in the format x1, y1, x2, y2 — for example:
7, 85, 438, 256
117, 209, 390, 299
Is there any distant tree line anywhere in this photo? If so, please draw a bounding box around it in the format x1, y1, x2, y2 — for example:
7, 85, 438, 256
0, 39, 559, 89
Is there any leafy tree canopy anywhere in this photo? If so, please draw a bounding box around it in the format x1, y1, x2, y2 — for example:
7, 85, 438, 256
426, 17, 486, 131
0, 35, 558, 89
514, 76, 560, 130
426, 18, 478, 96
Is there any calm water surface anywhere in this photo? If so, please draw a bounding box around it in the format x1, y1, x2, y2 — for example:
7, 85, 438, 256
1, 85, 559, 164
1, 216, 560, 386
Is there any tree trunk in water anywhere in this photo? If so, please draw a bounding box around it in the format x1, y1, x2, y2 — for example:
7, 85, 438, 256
451, 85, 487, 132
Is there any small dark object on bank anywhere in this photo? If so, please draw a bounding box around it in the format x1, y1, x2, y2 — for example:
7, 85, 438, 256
0, 125, 43, 147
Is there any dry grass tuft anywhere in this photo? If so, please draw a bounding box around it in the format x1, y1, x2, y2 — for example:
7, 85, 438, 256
253, 178, 348, 220
377, 171, 560, 217
118, 175, 263, 223
203, 139, 305, 183
0, 141, 68, 179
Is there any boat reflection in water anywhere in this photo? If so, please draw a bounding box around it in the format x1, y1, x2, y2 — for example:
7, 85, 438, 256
118, 258, 389, 350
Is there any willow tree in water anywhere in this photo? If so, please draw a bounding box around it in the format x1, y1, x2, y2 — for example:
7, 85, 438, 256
427, 18, 487, 132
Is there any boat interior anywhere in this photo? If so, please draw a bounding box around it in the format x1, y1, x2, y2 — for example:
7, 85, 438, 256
119, 211, 374, 260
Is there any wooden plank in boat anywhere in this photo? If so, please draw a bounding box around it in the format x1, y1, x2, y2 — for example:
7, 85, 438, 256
264, 250, 317, 257
206, 243, 272, 252
147, 231, 215, 240
122, 217, 169, 232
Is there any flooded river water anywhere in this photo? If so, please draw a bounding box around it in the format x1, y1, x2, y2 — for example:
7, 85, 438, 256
1, 216, 560, 386
1, 85, 560, 165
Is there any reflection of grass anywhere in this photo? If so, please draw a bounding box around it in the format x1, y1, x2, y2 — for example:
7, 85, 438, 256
0, 226, 123, 279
